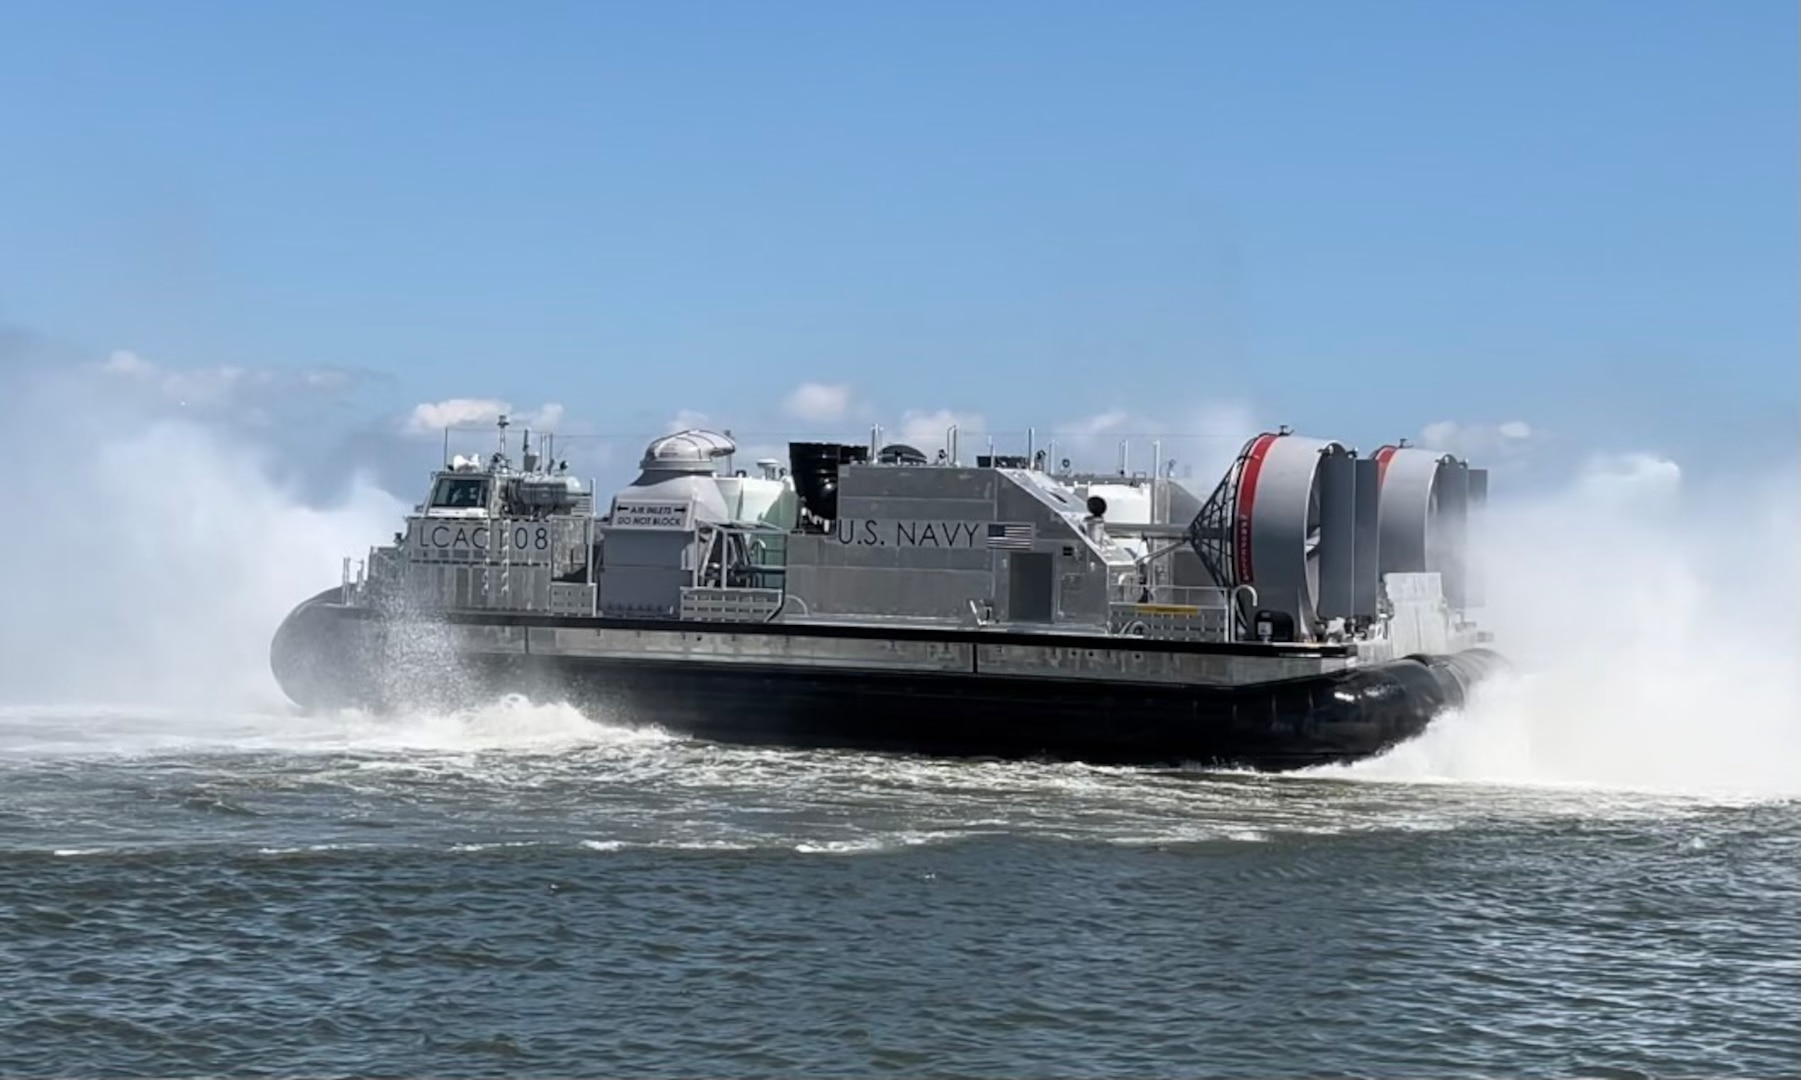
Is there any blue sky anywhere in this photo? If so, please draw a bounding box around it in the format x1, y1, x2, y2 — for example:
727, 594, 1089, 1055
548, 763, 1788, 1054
0, 0, 1794, 500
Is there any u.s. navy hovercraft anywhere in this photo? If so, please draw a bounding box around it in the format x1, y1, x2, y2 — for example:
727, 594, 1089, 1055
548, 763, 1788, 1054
271, 416, 1504, 769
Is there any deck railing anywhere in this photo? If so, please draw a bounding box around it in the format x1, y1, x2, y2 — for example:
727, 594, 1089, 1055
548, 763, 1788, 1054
1106, 583, 1236, 643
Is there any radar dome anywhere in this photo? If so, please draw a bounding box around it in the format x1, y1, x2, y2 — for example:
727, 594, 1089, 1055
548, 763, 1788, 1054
640, 429, 736, 473
877, 443, 929, 466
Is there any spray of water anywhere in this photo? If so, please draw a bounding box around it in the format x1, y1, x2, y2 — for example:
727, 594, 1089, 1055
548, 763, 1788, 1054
1320, 450, 1801, 799
0, 353, 650, 755
0, 358, 405, 712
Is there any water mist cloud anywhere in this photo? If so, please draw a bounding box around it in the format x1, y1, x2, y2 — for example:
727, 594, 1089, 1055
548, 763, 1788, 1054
1340, 446, 1800, 798
0, 354, 407, 712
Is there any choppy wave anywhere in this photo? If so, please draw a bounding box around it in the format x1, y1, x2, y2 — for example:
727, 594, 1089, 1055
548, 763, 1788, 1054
1, 689, 1789, 869
1, 701, 1793, 1079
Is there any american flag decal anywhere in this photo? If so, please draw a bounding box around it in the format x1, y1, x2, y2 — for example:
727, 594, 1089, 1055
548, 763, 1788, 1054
985, 522, 1036, 550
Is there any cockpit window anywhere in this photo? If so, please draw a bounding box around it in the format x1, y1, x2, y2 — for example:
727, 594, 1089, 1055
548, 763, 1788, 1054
430, 476, 489, 509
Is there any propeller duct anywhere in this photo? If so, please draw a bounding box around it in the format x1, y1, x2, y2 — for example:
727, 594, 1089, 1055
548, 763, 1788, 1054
1188, 430, 1358, 634
1370, 445, 1478, 609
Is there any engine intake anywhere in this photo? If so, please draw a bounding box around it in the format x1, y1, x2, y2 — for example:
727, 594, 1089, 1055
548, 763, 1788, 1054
788, 441, 868, 521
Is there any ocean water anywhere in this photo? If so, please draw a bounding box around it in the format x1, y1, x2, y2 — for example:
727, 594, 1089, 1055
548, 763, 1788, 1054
1, 689, 1795, 1079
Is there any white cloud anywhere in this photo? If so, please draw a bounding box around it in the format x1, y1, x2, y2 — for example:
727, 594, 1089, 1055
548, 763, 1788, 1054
1071, 408, 1130, 436
895, 408, 983, 449
1035, 408, 1137, 473
1027, 401, 1260, 485
873, 399, 1263, 483
97, 349, 245, 406
160, 365, 248, 408
95, 350, 336, 414
302, 369, 354, 389
666, 408, 711, 433
732, 439, 792, 474
1572, 451, 1682, 510
1417, 419, 1536, 460
102, 349, 155, 376
404, 398, 507, 433
877, 400, 1260, 484
402, 398, 565, 435
783, 381, 852, 423
1182, 401, 1263, 485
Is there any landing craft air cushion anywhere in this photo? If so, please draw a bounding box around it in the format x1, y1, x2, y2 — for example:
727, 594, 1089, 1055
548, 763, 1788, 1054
271, 417, 1504, 769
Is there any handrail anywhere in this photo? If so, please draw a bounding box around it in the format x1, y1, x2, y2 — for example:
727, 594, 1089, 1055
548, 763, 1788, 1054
1228, 584, 1259, 643
1106, 583, 1233, 608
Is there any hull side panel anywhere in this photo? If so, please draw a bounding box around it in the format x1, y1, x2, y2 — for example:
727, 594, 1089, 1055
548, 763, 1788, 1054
502, 653, 1462, 768
271, 599, 1502, 769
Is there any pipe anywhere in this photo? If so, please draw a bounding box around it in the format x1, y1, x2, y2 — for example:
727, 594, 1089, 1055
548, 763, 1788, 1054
1229, 584, 1260, 642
